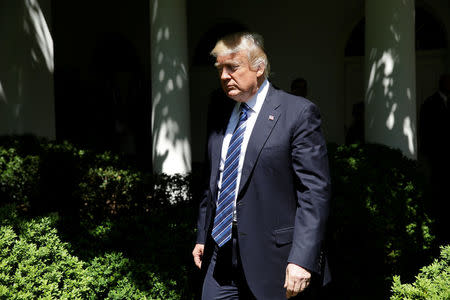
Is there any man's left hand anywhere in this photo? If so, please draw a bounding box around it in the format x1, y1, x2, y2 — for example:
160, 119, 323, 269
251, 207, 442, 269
284, 263, 311, 298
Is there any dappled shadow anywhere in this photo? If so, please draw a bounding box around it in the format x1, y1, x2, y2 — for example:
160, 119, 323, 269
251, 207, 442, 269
151, 0, 191, 174
365, 0, 416, 158
0, 0, 54, 138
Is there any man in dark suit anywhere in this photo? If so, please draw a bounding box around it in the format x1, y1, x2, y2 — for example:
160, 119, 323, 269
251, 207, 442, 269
192, 32, 331, 299
419, 73, 450, 243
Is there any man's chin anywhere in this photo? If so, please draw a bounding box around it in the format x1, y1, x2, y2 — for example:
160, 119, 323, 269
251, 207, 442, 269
226, 91, 242, 101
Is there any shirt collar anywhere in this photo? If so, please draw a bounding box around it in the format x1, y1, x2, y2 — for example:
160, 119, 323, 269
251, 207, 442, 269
244, 79, 269, 114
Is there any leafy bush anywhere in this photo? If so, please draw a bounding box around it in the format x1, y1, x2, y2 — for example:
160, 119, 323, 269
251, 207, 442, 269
0, 205, 182, 299
0, 136, 198, 299
0, 147, 39, 208
0, 205, 90, 299
153, 173, 192, 205
0, 136, 192, 219
391, 245, 450, 300
77, 166, 148, 220
0, 136, 439, 299
326, 143, 434, 299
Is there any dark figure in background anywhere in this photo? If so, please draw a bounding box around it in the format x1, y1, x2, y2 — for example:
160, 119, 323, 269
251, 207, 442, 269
291, 78, 308, 97
192, 32, 331, 299
419, 73, 450, 243
345, 101, 365, 145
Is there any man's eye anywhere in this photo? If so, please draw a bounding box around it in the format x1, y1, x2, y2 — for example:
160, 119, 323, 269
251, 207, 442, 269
231, 66, 239, 72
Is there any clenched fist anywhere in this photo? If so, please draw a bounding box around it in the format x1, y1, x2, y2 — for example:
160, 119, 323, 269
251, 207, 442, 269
284, 263, 311, 298
192, 243, 204, 269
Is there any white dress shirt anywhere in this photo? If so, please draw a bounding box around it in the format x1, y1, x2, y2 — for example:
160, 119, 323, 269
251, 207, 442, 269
217, 79, 270, 221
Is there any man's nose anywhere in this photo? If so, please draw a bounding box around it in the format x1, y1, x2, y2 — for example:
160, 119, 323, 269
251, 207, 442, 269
220, 68, 231, 80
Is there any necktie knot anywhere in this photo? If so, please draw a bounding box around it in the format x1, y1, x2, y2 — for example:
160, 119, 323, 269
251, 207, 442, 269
240, 102, 250, 113
240, 103, 250, 119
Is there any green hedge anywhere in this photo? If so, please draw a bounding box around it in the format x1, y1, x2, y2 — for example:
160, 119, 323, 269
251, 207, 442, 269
0, 136, 198, 299
0, 147, 39, 209
391, 245, 450, 300
0, 205, 179, 299
326, 143, 435, 299
0, 135, 189, 219
0, 136, 443, 299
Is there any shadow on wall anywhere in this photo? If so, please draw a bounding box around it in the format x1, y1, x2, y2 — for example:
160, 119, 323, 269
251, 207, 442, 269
366, 48, 415, 150
0, 0, 54, 137
151, 0, 191, 173
365, 1, 416, 158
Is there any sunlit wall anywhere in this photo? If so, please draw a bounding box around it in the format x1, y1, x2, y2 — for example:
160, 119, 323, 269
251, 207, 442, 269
0, 0, 55, 138
365, 0, 417, 159
151, 0, 192, 174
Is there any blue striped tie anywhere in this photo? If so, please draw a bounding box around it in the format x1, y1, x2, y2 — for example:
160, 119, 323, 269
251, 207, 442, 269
212, 103, 250, 247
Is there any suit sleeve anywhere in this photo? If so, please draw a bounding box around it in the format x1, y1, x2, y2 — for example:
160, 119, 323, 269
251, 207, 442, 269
196, 189, 209, 244
287, 102, 331, 274
196, 144, 211, 245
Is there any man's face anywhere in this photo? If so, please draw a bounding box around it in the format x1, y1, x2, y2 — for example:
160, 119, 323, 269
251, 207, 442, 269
215, 50, 263, 102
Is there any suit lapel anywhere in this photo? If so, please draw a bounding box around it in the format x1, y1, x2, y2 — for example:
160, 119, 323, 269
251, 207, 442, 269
238, 85, 281, 196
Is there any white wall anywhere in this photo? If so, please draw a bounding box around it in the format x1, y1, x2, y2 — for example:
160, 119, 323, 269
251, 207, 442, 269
151, 0, 192, 174
365, 0, 417, 159
0, 0, 55, 138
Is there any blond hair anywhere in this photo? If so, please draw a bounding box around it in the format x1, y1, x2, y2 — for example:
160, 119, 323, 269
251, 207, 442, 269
211, 32, 270, 79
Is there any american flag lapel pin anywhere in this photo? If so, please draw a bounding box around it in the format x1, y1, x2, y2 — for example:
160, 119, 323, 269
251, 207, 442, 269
268, 115, 274, 121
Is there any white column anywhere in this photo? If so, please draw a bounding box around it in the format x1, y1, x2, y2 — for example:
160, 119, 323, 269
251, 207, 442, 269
150, 0, 192, 174
0, 0, 55, 139
365, 0, 417, 159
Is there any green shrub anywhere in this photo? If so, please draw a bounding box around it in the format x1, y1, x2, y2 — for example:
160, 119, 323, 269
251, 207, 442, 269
0, 205, 91, 299
0, 136, 198, 298
0, 205, 182, 299
327, 143, 434, 299
86, 252, 180, 300
391, 245, 450, 299
0, 147, 39, 208
0, 136, 191, 219
0, 136, 438, 299
77, 166, 148, 220
153, 173, 191, 205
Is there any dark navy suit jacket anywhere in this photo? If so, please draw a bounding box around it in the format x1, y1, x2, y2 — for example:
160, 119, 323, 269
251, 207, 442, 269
196, 84, 331, 299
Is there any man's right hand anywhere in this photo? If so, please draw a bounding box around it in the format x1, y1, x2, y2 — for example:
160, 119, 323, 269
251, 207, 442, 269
192, 243, 204, 269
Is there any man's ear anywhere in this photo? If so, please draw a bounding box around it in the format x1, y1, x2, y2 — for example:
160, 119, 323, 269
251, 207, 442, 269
256, 65, 265, 77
